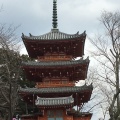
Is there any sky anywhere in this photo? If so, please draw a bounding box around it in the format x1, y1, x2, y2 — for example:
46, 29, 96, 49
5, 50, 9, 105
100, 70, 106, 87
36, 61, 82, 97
0, 0, 120, 119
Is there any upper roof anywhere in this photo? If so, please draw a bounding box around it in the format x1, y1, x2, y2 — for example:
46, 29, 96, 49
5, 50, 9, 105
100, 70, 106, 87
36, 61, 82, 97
22, 29, 86, 40
22, 30, 86, 58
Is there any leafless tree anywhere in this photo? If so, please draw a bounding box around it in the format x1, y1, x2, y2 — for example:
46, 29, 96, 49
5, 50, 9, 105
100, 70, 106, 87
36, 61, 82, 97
89, 11, 120, 120
0, 24, 21, 120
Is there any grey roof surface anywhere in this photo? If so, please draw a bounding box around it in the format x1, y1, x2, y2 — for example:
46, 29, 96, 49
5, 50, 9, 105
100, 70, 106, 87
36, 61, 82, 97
35, 95, 74, 106
22, 57, 89, 67
19, 84, 93, 94
22, 29, 86, 40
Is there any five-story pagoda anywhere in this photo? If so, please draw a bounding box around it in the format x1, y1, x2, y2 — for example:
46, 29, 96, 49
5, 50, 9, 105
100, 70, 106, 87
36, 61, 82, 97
19, 0, 93, 120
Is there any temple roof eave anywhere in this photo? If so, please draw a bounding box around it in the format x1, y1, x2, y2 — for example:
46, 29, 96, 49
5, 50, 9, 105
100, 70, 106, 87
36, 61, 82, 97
19, 84, 93, 94
22, 30, 86, 41
35, 95, 74, 107
22, 57, 89, 68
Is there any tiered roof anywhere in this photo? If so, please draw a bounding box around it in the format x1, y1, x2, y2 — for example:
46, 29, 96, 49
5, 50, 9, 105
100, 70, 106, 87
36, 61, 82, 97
22, 57, 89, 67
19, 0, 93, 119
35, 96, 74, 108
19, 84, 93, 107
19, 84, 93, 94
22, 29, 86, 58
22, 58, 89, 82
22, 29, 86, 40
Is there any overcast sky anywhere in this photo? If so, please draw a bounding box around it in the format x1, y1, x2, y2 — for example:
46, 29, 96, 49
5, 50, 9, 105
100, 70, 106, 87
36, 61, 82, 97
0, 0, 120, 119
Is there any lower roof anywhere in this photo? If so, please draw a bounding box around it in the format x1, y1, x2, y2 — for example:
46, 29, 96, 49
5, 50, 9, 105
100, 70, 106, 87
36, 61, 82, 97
36, 95, 74, 106
19, 84, 93, 94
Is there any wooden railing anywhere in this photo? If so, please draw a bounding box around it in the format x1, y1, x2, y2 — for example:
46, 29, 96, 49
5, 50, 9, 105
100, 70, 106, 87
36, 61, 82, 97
38, 55, 72, 61
36, 82, 75, 88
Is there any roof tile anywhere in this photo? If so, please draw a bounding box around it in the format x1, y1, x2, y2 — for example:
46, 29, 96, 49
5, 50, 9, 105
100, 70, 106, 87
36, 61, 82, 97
22, 58, 89, 67
19, 84, 93, 94
22, 29, 86, 40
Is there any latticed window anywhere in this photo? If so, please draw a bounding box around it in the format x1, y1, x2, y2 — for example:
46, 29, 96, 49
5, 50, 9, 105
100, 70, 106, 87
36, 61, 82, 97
47, 110, 63, 120
47, 110, 54, 120
56, 110, 63, 120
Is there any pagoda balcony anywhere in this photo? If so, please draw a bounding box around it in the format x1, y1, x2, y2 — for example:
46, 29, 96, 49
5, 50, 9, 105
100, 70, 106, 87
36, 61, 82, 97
35, 82, 75, 88
38, 55, 72, 61
35, 96, 74, 108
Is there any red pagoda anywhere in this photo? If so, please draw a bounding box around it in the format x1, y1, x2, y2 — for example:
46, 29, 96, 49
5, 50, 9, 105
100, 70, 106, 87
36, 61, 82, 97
19, 0, 93, 120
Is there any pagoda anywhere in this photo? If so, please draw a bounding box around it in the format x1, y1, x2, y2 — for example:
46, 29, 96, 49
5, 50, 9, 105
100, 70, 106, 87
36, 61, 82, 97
19, 0, 93, 120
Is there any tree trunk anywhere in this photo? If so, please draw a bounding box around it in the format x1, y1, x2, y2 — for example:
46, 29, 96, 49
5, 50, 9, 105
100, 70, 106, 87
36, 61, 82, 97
9, 82, 12, 120
116, 57, 120, 111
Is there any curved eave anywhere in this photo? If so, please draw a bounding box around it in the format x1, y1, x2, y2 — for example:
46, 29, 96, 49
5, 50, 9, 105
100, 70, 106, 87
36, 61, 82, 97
19, 84, 93, 105
36, 96, 74, 108
37, 103, 74, 109
19, 84, 93, 94
22, 30, 86, 41
22, 58, 89, 68
22, 58, 89, 82
22, 31, 86, 58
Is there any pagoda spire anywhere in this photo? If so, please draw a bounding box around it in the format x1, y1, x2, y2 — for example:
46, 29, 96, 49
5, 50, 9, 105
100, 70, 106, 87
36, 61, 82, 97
52, 0, 58, 29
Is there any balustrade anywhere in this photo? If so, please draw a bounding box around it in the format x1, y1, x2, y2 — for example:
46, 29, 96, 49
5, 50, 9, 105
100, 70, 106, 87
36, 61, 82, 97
38, 55, 72, 61
36, 82, 75, 88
